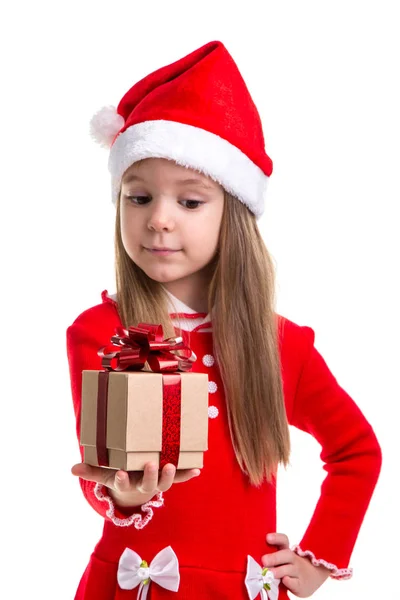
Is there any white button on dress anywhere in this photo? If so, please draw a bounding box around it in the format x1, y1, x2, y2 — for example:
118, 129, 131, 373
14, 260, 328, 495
208, 381, 218, 394
208, 406, 219, 419
202, 354, 215, 367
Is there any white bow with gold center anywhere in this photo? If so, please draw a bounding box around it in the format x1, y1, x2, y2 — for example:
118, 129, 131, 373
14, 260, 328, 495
117, 545, 180, 599
245, 555, 281, 600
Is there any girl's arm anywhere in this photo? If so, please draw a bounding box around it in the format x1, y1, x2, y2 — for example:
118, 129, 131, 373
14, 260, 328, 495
288, 324, 382, 579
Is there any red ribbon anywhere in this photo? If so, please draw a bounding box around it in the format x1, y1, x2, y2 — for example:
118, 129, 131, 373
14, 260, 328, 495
97, 323, 196, 373
95, 323, 197, 469
160, 373, 182, 469
96, 371, 110, 467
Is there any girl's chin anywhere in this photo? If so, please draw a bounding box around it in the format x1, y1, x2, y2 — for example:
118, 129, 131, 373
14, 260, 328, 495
140, 267, 182, 283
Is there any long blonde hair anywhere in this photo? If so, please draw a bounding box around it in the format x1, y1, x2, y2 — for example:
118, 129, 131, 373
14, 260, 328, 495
114, 187, 291, 485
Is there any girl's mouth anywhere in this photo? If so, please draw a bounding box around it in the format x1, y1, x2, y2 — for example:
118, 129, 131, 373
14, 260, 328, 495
145, 248, 181, 256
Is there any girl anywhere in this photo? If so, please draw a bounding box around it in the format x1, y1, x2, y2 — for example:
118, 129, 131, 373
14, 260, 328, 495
67, 40, 382, 599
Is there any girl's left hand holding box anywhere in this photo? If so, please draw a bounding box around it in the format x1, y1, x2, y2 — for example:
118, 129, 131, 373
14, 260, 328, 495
71, 460, 200, 508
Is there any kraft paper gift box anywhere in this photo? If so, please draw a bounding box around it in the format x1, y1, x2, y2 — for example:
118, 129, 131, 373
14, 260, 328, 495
80, 369, 209, 470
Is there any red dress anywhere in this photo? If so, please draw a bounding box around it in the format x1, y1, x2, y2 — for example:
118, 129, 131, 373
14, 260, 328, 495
66, 291, 382, 599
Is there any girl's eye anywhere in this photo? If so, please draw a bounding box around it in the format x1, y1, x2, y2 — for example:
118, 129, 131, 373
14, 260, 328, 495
125, 196, 204, 210
125, 195, 150, 205
182, 200, 204, 209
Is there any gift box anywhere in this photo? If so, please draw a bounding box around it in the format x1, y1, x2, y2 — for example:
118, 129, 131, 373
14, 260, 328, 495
79, 323, 209, 470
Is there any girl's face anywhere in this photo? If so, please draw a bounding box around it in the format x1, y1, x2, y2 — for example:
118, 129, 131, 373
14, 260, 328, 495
120, 158, 225, 303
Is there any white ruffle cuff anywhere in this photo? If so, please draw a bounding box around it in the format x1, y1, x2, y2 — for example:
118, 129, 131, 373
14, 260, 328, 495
94, 483, 164, 528
292, 545, 353, 580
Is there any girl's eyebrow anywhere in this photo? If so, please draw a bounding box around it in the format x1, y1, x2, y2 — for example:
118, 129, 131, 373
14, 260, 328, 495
177, 178, 215, 190
122, 174, 215, 190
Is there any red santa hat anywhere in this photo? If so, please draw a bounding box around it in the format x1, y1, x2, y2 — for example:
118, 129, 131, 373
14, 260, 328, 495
90, 40, 273, 219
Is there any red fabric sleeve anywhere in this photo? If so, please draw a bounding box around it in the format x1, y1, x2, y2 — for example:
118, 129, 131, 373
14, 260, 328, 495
66, 307, 161, 525
288, 325, 382, 576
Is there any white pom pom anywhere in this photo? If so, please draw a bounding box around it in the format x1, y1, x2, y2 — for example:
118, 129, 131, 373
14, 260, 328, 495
89, 105, 125, 148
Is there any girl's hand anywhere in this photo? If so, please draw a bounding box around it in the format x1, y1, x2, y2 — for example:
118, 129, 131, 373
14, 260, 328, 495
262, 533, 331, 598
71, 462, 200, 508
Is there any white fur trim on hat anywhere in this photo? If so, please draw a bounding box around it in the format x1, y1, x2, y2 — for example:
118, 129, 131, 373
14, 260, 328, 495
108, 120, 269, 218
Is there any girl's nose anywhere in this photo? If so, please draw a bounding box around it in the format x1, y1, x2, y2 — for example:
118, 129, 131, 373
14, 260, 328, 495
147, 203, 175, 232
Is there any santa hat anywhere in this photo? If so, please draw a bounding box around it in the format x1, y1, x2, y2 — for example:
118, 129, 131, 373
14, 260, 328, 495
90, 40, 273, 219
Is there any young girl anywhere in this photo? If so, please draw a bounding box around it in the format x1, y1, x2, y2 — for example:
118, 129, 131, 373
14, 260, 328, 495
67, 40, 382, 600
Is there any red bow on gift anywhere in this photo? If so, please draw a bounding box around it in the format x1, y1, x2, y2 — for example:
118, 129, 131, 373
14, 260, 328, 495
98, 323, 197, 373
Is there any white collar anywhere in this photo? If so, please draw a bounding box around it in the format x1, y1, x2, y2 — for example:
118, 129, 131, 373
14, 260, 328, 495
163, 288, 212, 332
105, 289, 212, 332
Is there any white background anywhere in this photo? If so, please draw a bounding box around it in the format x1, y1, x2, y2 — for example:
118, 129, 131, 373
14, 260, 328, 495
1, 1, 398, 598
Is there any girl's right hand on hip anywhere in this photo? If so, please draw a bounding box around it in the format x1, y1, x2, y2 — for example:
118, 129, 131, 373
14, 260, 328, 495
71, 461, 200, 508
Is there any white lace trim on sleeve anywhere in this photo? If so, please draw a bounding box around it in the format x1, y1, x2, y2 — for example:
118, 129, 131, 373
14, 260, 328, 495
94, 483, 164, 529
292, 545, 353, 580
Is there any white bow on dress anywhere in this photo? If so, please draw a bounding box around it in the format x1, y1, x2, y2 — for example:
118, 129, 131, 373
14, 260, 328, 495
245, 555, 281, 600
117, 545, 180, 599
